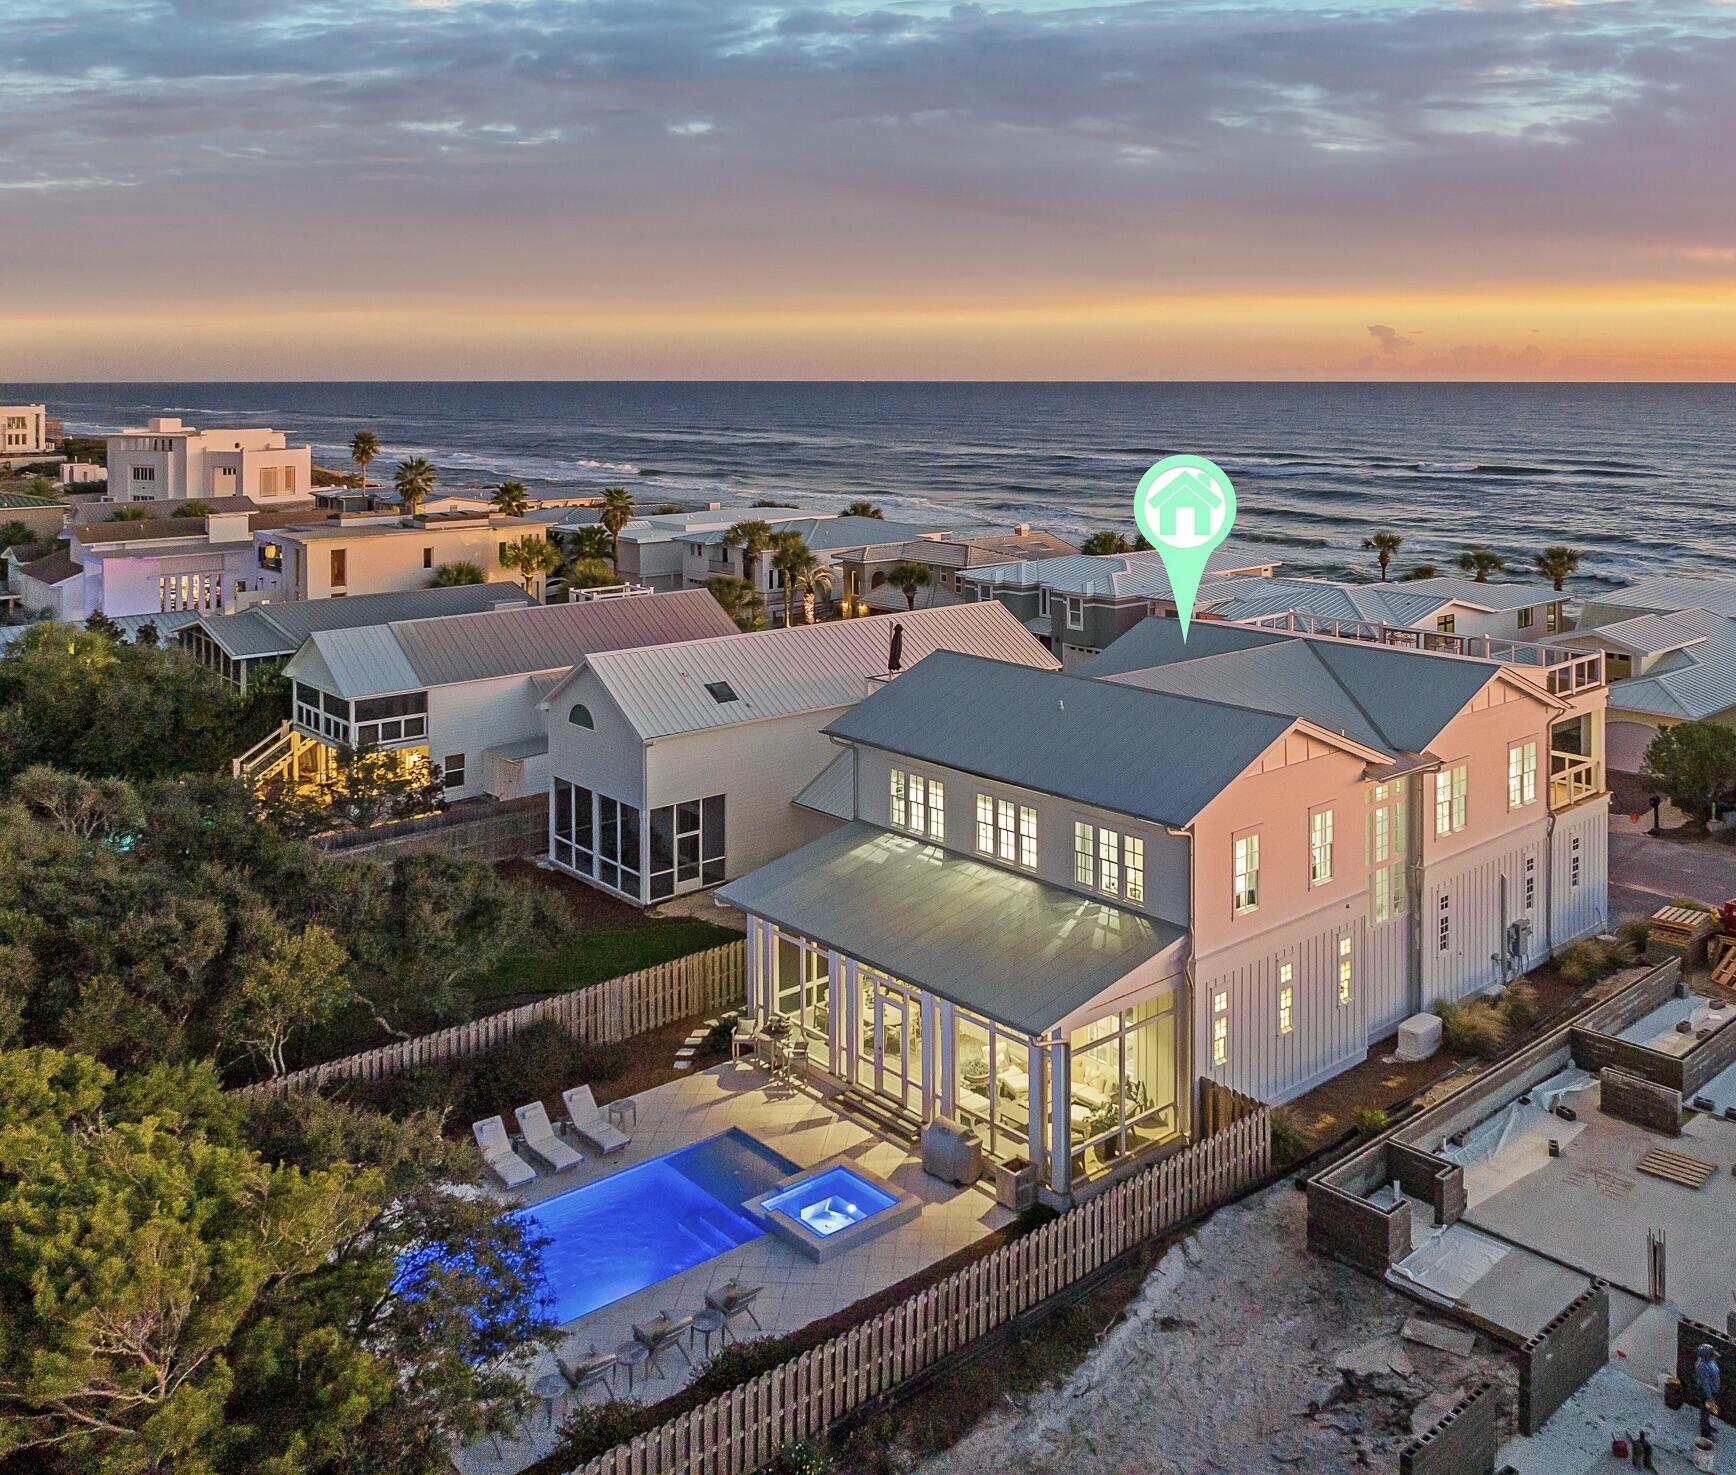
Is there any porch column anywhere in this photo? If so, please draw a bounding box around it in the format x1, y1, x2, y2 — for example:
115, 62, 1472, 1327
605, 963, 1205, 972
934, 999, 956, 1121
1025, 1038, 1045, 1186
841, 958, 861, 1083
745, 917, 767, 1022
826, 949, 844, 1077
1048, 1039, 1072, 1199
919, 994, 937, 1123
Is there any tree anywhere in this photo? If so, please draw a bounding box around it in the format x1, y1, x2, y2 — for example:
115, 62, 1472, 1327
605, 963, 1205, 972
22, 473, 59, 501
1080, 530, 1133, 556
564, 557, 618, 592
351, 429, 381, 487
499, 533, 562, 599
769, 532, 819, 628
0, 518, 32, 551
883, 559, 933, 610
789, 562, 834, 624
111, 505, 150, 522
428, 560, 485, 587
563, 524, 612, 564
1400, 563, 1440, 581
1457, 546, 1505, 582
322, 746, 444, 832
722, 518, 775, 592
706, 575, 765, 631
491, 478, 530, 518
600, 486, 634, 568
223, 923, 354, 1078
1641, 721, 1736, 828
172, 499, 215, 519
844, 501, 883, 519
392, 457, 437, 517
1534, 545, 1583, 591
1362, 530, 1404, 581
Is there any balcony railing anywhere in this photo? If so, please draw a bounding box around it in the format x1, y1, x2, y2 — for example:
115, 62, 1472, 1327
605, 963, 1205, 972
1549, 750, 1600, 809
1242, 612, 1606, 696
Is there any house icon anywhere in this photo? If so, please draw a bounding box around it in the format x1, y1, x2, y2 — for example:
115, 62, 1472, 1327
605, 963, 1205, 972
1148, 468, 1224, 543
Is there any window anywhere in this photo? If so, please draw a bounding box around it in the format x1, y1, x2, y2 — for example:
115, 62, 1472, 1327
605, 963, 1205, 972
890, 769, 907, 829
1233, 832, 1260, 914
1546, 605, 1559, 634
1065, 596, 1084, 631
647, 794, 726, 899
1018, 804, 1038, 869
1435, 764, 1467, 836
423, 547, 433, 569
552, 779, 595, 875
1508, 741, 1538, 809
568, 703, 594, 728
975, 794, 995, 855
498, 541, 509, 563
1038, 589, 1050, 617
1212, 991, 1229, 1067
330, 548, 347, 588
1278, 977, 1294, 1037
258, 541, 282, 570
352, 689, 429, 745
1437, 893, 1452, 953
1369, 782, 1408, 926
131, 466, 155, 482
704, 681, 739, 704
596, 795, 641, 896
260, 467, 282, 496
1337, 936, 1353, 1005
1074, 821, 1094, 886
890, 769, 943, 839
1524, 854, 1536, 912
1437, 614, 1455, 634
283, 465, 297, 494
1124, 835, 1145, 904
1099, 827, 1120, 894
1517, 606, 1534, 630
1310, 807, 1334, 886
1571, 834, 1582, 888
1075, 822, 1142, 900
443, 753, 466, 789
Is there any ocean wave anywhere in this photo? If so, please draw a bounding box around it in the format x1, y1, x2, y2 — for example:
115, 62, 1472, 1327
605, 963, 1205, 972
574, 458, 642, 475
1414, 461, 1477, 472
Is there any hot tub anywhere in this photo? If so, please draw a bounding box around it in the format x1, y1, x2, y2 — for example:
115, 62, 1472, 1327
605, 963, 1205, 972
746, 1155, 922, 1262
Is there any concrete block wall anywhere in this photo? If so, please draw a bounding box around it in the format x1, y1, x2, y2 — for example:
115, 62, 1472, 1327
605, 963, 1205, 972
1518, 1281, 1608, 1434
1682, 1009, 1736, 1097
1571, 1028, 1684, 1093
1305, 1179, 1411, 1275
1400, 1380, 1499, 1475
1390, 1142, 1467, 1228
1677, 1317, 1736, 1428
1599, 1067, 1682, 1136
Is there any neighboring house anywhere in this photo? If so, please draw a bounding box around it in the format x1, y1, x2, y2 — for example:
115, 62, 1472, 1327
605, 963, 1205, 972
540, 603, 1057, 907
57, 462, 107, 485
0, 489, 70, 540
1194, 574, 1569, 641
254, 509, 550, 601
9, 549, 84, 620
0, 609, 201, 651
1548, 575, 1736, 771
717, 618, 1607, 1205
181, 581, 537, 692
272, 589, 736, 803
612, 507, 821, 592
674, 515, 954, 613
106, 418, 312, 504
837, 524, 1080, 613
958, 546, 1281, 667
0, 404, 48, 458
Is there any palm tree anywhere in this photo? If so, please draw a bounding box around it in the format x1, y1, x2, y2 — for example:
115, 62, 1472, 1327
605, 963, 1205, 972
1399, 563, 1439, 582
565, 524, 613, 563
1081, 530, 1133, 556
350, 430, 380, 487
790, 563, 835, 624
1533, 545, 1583, 592
110, 506, 150, 522
1457, 546, 1506, 583
706, 575, 766, 631
564, 557, 618, 592
769, 533, 820, 628
600, 486, 634, 568
722, 518, 775, 592
1362, 530, 1404, 582
844, 501, 883, 519
500, 534, 563, 599
428, 561, 485, 587
393, 456, 436, 517
492, 479, 530, 518
884, 559, 933, 610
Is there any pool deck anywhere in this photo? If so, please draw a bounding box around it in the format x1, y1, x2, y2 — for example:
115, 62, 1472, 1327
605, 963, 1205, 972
457, 1058, 1013, 1475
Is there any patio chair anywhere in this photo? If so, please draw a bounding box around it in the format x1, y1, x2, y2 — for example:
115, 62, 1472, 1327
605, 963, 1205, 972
514, 1101, 583, 1174
561, 1085, 630, 1155
730, 1018, 759, 1061
472, 1116, 537, 1189
632, 1311, 694, 1377
704, 1280, 764, 1339
557, 1347, 617, 1401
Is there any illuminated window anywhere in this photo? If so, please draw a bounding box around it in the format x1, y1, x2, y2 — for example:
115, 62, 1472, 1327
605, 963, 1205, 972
891, 770, 943, 839
1278, 986, 1293, 1036
975, 794, 995, 855
1233, 833, 1260, 914
1124, 836, 1145, 903
1435, 764, 1467, 836
1337, 936, 1353, 1004
996, 799, 1016, 862
1212, 991, 1229, 1066
1074, 821, 1094, 886
1508, 741, 1538, 808
1100, 828, 1120, 894
890, 769, 907, 830
1310, 808, 1334, 885
1017, 805, 1038, 869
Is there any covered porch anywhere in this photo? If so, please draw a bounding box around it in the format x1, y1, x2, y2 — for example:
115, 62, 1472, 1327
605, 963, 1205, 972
717, 822, 1192, 1202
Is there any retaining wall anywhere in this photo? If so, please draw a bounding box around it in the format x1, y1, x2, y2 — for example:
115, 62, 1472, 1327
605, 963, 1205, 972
1599, 1067, 1682, 1135
1518, 1281, 1608, 1434
1399, 1381, 1499, 1475
316, 795, 547, 863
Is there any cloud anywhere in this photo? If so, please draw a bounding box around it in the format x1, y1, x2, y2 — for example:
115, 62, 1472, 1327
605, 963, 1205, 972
1367, 324, 1414, 354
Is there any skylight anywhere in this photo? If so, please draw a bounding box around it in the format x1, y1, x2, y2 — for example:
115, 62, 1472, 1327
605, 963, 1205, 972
705, 680, 739, 704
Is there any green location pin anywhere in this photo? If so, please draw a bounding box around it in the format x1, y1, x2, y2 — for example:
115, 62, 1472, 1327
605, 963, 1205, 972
1133, 453, 1238, 640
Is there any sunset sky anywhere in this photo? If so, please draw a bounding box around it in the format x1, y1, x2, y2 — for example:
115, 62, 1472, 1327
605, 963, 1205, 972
4, 0, 1734, 380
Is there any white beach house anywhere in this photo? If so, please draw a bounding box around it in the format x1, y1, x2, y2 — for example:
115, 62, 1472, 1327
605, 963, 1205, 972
1, 404, 48, 458
254, 508, 551, 601
106, 418, 312, 504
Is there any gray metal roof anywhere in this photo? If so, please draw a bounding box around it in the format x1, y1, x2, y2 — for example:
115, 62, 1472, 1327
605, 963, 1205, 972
959, 543, 1279, 600
288, 624, 423, 698
574, 603, 1057, 741
680, 515, 950, 550
1375, 575, 1561, 612
717, 822, 1184, 1035
195, 584, 537, 660
1089, 616, 1512, 757
1194, 576, 1454, 628
1582, 577, 1736, 621
1602, 609, 1736, 720
1554, 611, 1708, 658
792, 751, 854, 820
824, 650, 1307, 827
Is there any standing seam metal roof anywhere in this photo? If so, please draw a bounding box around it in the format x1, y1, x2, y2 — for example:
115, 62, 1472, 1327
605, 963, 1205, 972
958, 544, 1279, 600
195, 584, 538, 660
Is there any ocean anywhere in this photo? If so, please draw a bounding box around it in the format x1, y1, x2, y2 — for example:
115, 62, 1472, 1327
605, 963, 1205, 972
9, 381, 1731, 591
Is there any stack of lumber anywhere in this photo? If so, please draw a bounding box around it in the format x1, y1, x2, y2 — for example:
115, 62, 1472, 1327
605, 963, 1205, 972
1650, 906, 1717, 964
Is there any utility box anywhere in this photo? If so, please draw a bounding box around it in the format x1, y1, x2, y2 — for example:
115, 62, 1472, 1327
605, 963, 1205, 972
1397, 1012, 1443, 1062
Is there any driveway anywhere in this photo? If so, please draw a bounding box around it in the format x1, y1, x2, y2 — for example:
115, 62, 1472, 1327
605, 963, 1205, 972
1608, 827, 1736, 922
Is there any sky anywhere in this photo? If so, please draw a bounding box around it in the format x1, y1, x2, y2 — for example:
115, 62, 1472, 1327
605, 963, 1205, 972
3, 0, 1734, 381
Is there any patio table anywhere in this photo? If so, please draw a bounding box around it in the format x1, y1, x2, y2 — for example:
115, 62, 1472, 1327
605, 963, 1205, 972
605, 1098, 636, 1131
531, 1372, 568, 1429
689, 1307, 727, 1357
613, 1339, 651, 1396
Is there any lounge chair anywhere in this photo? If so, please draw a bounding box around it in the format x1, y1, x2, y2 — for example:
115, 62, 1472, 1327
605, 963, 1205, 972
515, 1101, 583, 1174
704, 1280, 763, 1340
562, 1085, 629, 1156
632, 1311, 694, 1377
472, 1116, 536, 1189
558, 1347, 616, 1401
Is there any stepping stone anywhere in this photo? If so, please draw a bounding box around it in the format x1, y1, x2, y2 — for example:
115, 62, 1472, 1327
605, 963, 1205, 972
675, 1046, 697, 1060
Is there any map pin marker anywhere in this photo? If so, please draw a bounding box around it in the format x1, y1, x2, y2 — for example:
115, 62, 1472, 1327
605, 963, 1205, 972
1133, 454, 1238, 641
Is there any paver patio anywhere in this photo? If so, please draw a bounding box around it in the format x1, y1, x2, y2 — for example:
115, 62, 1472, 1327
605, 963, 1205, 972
457, 1056, 1013, 1475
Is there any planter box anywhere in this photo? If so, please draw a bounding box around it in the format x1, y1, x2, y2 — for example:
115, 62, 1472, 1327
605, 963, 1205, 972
994, 1157, 1038, 1212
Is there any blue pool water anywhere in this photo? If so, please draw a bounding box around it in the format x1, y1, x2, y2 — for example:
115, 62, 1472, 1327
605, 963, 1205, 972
761, 1166, 898, 1237
525, 1128, 798, 1323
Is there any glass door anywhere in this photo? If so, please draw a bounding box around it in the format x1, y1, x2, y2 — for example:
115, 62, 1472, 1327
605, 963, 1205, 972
856, 974, 922, 1112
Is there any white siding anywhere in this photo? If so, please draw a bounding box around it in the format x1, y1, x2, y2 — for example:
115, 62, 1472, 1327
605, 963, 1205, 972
425, 673, 551, 803
1551, 798, 1610, 947
545, 666, 647, 811
1363, 913, 1412, 1037
1422, 819, 1551, 1007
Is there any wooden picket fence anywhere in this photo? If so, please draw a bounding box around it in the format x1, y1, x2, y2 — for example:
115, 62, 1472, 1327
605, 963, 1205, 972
569, 1100, 1271, 1475
235, 942, 746, 1103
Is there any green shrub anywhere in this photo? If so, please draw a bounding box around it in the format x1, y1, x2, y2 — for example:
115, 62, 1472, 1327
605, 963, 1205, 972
763, 1440, 834, 1475
702, 1012, 738, 1055
1499, 981, 1539, 1028
1558, 939, 1613, 986
688, 1334, 803, 1402
1353, 1106, 1389, 1137
1670, 896, 1712, 913
1615, 919, 1651, 962
550, 1398, 652, 1465
1435, 999, 1509, 1059
1269, 1107, 1307, 1167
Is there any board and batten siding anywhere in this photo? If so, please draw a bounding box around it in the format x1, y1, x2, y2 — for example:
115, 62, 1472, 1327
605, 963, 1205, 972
1195, 906, 1366, 1105
1551, 797, 1611, 948
1362, 912, 1412, 1037
546, 665, 649, 812
1422, 819, 1551, 1008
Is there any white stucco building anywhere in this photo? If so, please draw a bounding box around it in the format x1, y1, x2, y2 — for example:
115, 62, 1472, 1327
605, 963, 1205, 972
106, 418, 312, 504
1, 405, 48, 457
255, 509, 550, 601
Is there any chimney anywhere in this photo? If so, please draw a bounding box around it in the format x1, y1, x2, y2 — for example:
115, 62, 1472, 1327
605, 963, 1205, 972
1012, 522, 1030, 536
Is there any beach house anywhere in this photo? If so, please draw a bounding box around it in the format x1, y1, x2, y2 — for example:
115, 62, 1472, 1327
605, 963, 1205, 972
253, 508, 551, 601
540, 603, 1056, 907
716, 616, 1608, 1202
1, 404, 48, 460
106, 417, 312, 504
1192, 574, 1569, 642
835, 524, 1079, 613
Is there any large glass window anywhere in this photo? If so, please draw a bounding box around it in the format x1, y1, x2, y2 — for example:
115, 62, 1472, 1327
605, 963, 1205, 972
596, 795, 641, 897
551, 779, 595, 875
1067, 993, 1180, 1179
890, 769, 943, 839
1508, 741, 1538, 809
354, 690, 429, 746
647, 794, 725, 900
953, 1010, 1033, 1164
773, 931, 831, 1069
1368, 782, 1408, 926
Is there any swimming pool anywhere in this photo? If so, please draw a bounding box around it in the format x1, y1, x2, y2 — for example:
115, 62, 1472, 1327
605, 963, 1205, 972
526, 1128, 798, 1323
746, 1154, 923, 1262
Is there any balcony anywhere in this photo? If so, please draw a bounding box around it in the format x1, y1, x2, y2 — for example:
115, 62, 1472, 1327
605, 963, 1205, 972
1242, 612, 1606, 696
1549, 750, 1601, 809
